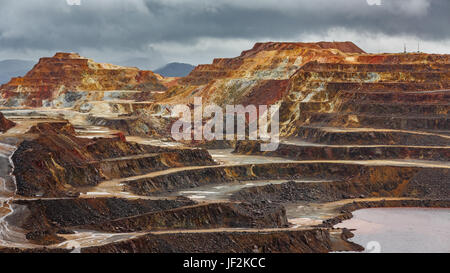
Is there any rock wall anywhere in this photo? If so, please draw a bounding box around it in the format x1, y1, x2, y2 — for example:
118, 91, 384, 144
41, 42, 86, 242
12, 122, 215, 197
235, 141, 450, 161
124, 161, 448, 199
160, 42, 365, 107
0, 112, 15, 132
280, 61, 450, 136
230, 167, 449, 203
0, 52, 167, 108
81, 229, 338, 253
10, 197, 195, 244
80, 202, 288, 233
152, 42, 449, 141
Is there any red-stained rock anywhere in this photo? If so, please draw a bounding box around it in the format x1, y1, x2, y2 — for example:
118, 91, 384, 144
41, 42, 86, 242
161, 42, 365, 106
0, 112, 15, 132
0, 52, 167, 107
156, 41, 449, 140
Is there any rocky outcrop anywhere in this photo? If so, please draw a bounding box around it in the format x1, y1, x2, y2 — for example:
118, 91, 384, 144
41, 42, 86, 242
230, 166, 449, 203
86, 114, 176, 137
280, 61, 449, 136
0, 53, 167, 108
10, 197, 195, 241
235, 141, 450, 161
123, 161, 449, 198
80, 202, 288, 233
81, 229, 341, 253
12, 121, 215, 197
153, 42, 449, 146
230, 166, 450, 204
295, 126, 450, 146
0, 112, 15, 132
160, 42, 365, 107
6, 197, 290, 248
0, 228, 362, 253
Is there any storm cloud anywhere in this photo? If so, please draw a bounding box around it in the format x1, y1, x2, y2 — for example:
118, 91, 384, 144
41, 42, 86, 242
0, 0, 449, 68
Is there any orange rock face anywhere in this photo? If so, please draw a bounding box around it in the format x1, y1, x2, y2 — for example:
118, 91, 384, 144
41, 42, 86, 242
280, 55, 450, 135
157, 41, 449, 137
161, 42, 366, 106
0, 53, 167, 107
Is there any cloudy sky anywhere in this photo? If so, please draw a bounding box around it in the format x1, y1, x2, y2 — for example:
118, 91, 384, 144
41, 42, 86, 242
0, 0, 449, 69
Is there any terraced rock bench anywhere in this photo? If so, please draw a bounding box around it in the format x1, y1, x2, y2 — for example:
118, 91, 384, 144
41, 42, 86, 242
11, 122, 215, 197
235, 140, 450, 161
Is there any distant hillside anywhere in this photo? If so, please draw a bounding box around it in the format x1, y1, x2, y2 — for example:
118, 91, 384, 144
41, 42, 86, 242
154, 62, 195, 77
0, 59, 35, 84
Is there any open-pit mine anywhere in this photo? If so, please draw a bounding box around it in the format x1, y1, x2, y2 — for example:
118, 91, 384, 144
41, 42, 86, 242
0, 42, 449, 253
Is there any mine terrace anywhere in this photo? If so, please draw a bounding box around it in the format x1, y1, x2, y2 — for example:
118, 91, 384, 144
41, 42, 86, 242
0, 42, 449, 253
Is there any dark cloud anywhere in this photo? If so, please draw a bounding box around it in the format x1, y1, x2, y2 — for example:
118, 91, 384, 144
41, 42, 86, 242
0, 0, 448, 68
